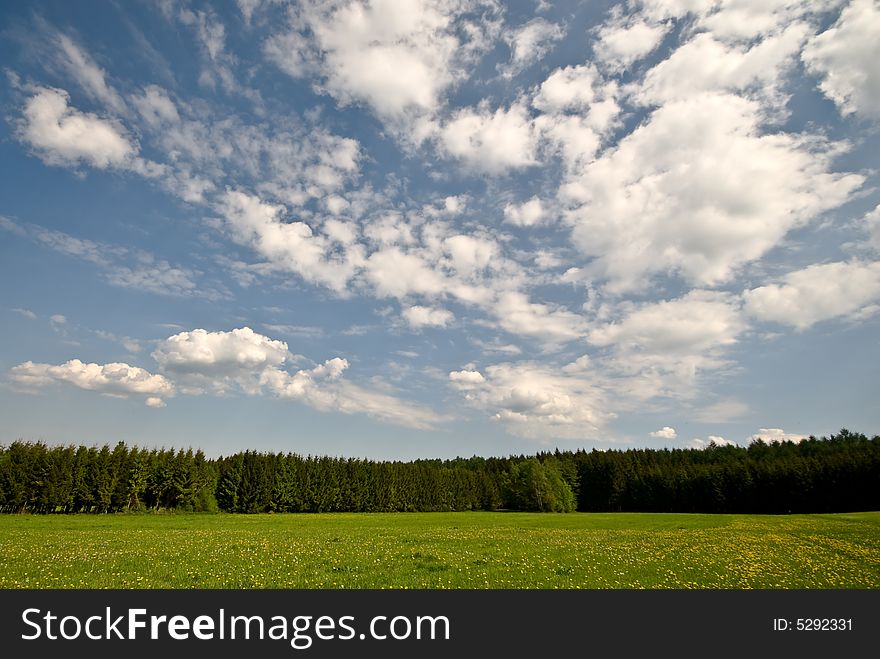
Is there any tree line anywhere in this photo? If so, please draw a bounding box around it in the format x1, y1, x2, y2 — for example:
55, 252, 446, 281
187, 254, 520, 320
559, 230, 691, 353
0, 429, 877, 514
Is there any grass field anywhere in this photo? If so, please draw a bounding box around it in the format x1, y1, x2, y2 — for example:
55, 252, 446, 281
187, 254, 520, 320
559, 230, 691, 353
1, 512, 878, 589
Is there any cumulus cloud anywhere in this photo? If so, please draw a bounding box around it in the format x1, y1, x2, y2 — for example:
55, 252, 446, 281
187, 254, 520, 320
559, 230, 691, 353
10, 359, 174, 406
448, 369, 485, 386
448, 357, 613, 440
589, 290, 745, 395
563, 93, 864, 292
748, 427, 808, 444
493, 292, 586, 344
152, 326, 290, 395
650, 426, 677, 439
262, 360, 443, 429
532, 64, 605, 114
637, 24, 809, 108
150, 326, 441, 428
688, 435, 736, 449
439, 102, 538, 174
264, 0, 501, 132
593, 14, 668, 72
217, 190, 364, 293
364, 247, 446, 299
692, 0, 838, 43
503, 197, 546, 227
501, 18, 564, 78
743, 260, 880, 330
443, 234, 499, 278
19, 86, 135, 169
590, 291, 744, 356
531, 65, 621, 174
403, 305, 454, 329
803, 0, 880, 119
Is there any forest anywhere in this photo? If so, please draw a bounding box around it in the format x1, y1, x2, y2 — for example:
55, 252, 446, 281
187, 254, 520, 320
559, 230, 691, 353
0, 429, 877, 515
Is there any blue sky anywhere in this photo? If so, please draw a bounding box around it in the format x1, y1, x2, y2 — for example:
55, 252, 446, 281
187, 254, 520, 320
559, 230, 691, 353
1, 0, 878, 459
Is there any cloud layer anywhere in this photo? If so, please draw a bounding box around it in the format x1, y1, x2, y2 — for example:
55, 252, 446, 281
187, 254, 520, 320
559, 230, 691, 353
3, 0, 878, 449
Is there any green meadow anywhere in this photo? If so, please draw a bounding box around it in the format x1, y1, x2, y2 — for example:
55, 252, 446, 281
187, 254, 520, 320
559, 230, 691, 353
1, 512, 877, 589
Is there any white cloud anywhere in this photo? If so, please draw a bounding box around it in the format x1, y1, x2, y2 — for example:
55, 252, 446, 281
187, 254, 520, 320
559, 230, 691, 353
106, 261, 198, 297
589, 291, 746, 400
639, 0, 716, 23
49, 314, 67, 325
593, 15, 669, 72
132, 85, 180, 128
589, 291, 744, 356
10, 359, 174, 406
237, 0, 263, 25
448, 358, 614, 440
265, 0, 501, 131
217, 190, 364, 293
743, 260, 880, 330
531, 65, 622, 173
364, 247, 446, 299
145, 396, 166, 408
493, 291, 586, 344
688, 435, 736, 449
694, 0, 842, 43
306, 1, 456, 117
12, 308, 37, 320
443, 234, 499, 277
532, 64, 601, 114
19, 86, 135, 169
802, 0, 880, 119
403, 305, 454, 329
504, 197, 546, 227
865, 205, 880, 252
748, 427, 808, 444
448, 369, 485, 386
536, 114, 606, 174
563, 93, 864, 292
152, 326, 290, 395
501, 18, 564, 77
177, 7, 259, 102
439, 102, 538, 174
56, 34, 126, 114
136, 91, 359, 206
650, 426, 677, 439
263, 360, 443, 429
637, 24, 809, 108
150, 326, 441, 428
33, 225, 120, 265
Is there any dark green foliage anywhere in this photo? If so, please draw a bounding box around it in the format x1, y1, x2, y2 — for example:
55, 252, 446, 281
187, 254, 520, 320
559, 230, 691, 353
0, 429, 877, 514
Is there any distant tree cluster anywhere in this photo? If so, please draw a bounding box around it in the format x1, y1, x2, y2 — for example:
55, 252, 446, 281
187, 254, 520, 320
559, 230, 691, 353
0, 443, 216, 514
572, 429, 880, 514
0, 429, 876, 514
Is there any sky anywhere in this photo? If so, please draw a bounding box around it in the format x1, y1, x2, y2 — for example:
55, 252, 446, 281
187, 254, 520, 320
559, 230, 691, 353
1, 0, 878, 460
